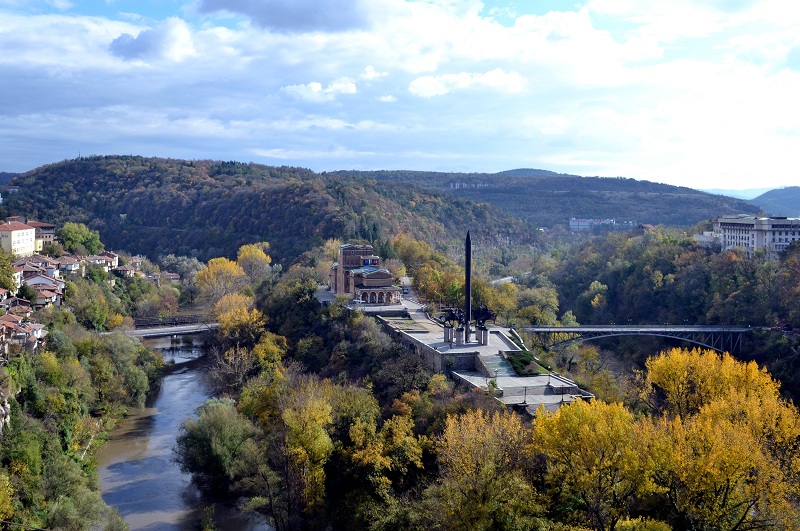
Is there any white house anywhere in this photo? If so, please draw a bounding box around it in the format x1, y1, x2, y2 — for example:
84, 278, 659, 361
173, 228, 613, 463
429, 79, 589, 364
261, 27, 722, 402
0, 221, 36, 257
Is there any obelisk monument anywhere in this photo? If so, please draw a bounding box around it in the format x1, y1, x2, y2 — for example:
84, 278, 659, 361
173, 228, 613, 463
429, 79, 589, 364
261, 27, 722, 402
464, 231, 472, 343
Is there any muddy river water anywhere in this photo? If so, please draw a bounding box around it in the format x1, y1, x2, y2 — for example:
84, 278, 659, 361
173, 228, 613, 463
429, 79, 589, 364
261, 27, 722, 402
97, 336, 271, 530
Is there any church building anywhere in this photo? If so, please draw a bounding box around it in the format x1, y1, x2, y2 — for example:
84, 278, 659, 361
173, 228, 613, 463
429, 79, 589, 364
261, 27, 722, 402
331, 243, 401, 305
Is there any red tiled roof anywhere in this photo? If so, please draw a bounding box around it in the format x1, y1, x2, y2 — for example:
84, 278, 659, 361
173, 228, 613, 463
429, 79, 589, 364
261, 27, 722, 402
26, 220, 56, 229
0, 221, 34, 231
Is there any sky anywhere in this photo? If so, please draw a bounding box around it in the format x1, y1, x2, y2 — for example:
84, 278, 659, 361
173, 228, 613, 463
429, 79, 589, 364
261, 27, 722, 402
1, 0, 799, 190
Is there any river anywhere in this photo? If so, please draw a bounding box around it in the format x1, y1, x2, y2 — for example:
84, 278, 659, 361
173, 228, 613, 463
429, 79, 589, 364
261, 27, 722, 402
97, 335, 271, 530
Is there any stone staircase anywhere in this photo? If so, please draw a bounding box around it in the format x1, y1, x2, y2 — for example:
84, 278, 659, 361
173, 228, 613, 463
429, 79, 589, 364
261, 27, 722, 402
478, 352, 516, 378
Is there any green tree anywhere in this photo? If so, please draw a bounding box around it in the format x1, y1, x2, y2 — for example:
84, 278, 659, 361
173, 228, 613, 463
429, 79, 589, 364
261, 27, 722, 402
56, 222, 103, 255
175, 398, 261, 489
0, 250, 14, 291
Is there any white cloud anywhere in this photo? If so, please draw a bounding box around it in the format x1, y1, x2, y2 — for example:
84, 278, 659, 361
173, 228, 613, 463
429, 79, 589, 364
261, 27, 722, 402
360, 65, 388, 80
110, 17, 196, 62
2, 0, 800, 189
280, 78, 357, 103
409, 68, 525, 97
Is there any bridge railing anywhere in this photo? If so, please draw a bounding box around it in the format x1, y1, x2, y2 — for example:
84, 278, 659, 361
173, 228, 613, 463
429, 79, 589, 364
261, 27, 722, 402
133, 314, 207, 328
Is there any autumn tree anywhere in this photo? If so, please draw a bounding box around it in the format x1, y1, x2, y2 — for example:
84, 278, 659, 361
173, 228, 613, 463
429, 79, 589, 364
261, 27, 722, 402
347, 413, 424, 499
533, 399, 657, 531
642, 348, 800, 529
196, 257, 246, 303
643, 347, 781, 419
422, 409, 541, 530
237, 242, 274, 285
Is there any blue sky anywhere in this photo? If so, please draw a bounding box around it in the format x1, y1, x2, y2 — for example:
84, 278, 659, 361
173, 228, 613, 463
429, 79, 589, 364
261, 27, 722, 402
1, 0, 799, 190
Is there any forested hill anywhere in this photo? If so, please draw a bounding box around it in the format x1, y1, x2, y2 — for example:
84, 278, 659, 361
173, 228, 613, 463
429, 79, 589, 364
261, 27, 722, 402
7, 156, 530, 262
749, 186, 800, 217
333, 169, 762, 228
0, 171, 19, 184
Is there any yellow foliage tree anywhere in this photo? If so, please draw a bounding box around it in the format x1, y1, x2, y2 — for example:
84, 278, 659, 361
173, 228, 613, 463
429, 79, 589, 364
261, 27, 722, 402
216, 294, 266, 347
252, 331, 288, 377
424, 409, 541, 530
196, 257, 246, 303
237, 243, 273, 284
651, 411, 799, 530
533, 399, 657, 531
644, 347, 784, 419
0, 473, 13, 521
644, 348, 800, 529
213, 292, 252, 320
282, 396, 333, 511
348, 413, 424, 500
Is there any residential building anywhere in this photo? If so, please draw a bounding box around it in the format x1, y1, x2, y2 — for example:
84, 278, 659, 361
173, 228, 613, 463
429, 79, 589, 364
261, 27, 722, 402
161, 272, 180, 283
569, 218, 616, 231
0, 221, 36, 257
84, 255, 115, 271
714, 215, 800, 258
12, 265, 23, 291
55, 256, 81, 274
23, 273, 66, 293
4, 217, 57, 252
113, 264, 136, 278
100, 251, 120, 268
15, 255, 60, 279
29, 221, 56, 251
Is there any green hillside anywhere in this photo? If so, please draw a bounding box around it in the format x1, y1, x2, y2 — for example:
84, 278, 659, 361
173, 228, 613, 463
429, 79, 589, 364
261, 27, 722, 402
335, 168, 762, 228
6, 156, 529, 262
749, 186, 800, 217
0, 172, 19, 185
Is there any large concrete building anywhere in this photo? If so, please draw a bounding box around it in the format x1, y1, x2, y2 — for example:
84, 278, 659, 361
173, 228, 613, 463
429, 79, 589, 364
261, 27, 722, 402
331, 243, 401, 305
0, 221, 36, 257
714, 215, 800, 258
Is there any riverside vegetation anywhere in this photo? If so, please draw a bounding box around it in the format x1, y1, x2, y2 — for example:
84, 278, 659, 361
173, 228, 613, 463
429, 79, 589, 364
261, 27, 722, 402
0, 231, 194, 529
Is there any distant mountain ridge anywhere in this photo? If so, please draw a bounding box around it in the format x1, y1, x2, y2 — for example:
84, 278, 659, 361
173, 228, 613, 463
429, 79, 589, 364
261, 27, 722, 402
702, 187, 775, 200
748, 187, 800, 217
6, 156, 529, 262
335, 168, 761, 228
6, 158, 766, 262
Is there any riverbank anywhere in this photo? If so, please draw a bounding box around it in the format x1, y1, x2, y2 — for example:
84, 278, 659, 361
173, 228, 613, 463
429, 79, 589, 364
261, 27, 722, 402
98, 335, 271, 530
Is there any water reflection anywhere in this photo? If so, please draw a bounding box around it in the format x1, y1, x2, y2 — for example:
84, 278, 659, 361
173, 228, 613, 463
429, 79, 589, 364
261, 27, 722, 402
98, 336, 271, 530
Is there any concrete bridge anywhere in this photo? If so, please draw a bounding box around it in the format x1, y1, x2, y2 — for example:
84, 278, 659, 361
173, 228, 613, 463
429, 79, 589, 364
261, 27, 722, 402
128, 322, 219, 339
520, 325, 753, 353
133, 314, 208, 328
128, 314, 219, 338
